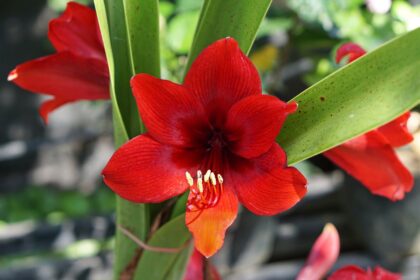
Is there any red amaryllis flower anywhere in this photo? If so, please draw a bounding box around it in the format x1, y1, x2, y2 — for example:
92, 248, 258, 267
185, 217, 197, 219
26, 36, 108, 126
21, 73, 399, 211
184, 249, 221, 280
102, 38, 307, 257
8, 2, 109, 123
323, 43, 414, 201
297, 223, 340, 280
328, 265, 401, 280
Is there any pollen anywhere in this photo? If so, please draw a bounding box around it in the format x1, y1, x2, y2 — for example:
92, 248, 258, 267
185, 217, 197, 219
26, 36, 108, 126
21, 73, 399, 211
185, 169, 224, 212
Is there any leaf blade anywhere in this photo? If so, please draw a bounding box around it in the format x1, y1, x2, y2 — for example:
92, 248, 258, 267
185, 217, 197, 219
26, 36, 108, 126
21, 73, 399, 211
134, 215, 192, 280
279, 28, 420, 165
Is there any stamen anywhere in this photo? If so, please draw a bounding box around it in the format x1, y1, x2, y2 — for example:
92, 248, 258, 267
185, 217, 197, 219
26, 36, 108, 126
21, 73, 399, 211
217, 174, 223, 184
185, 169, 224, 213
196, 170, 203, 192
185, 171, 194, 187
204, 169, 211, 182
197, 177, 204, 193
210, 172, 216, 186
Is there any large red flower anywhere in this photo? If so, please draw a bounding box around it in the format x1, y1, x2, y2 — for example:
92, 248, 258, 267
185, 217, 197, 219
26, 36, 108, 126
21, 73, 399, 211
8, 2, 109, 123
329, 265, 401, 280
102, 38, 307, 257
323, 43, 414, 201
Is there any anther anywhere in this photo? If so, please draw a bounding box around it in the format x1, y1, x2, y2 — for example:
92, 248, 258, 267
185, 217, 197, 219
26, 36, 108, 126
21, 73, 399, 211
197, 177, 203, 193
217, 174, 223, 184
210, 172, 216, 186
204, 169, 211, 182
185, 171, 194, 187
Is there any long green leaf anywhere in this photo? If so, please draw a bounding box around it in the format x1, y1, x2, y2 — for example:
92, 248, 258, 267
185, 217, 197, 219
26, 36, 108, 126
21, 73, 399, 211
184, 0, 271, 74
94, 1, 160, 279
93, 1, 129, 146
279, 28, 420, 165
123, 0, 160, 77
95, 0, 141, 139
134, 215, 192, 280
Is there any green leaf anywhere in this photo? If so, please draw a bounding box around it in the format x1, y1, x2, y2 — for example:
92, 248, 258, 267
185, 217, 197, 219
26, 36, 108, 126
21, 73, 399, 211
94, 0, 141, 139
279, 28, 420, 165
93, 1, 130, 146
134, 215, 192, 280
185, 0, 272, 74
170, 192, 189, 219
123, 0, 160, 77
94, 1, 160, 279
164, 243, 194, 280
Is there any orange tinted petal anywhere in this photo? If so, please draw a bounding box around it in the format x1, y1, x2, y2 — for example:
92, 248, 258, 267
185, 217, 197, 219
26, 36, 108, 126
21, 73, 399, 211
186, 186, 238, 258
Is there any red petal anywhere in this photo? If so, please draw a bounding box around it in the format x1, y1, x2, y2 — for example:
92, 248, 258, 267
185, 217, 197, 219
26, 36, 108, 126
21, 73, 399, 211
328, 265, 370, 280
39, 98, 73, 124
103, 135, 203, 203
184, 249, 221, 280
328, 265, 401, 280
225, 94, 297, 158
372, 266, 402, 280
131, 74, 210, 148
297, 224, 340, 280
8, 52, 109, 101
186, 186, 238, 258
336, 43, 366, 64
184, 38, 262, 126
377, 112, 413, 147
48, 2, 106, 62
324, 131, 413, 201
232, 144, 307, 215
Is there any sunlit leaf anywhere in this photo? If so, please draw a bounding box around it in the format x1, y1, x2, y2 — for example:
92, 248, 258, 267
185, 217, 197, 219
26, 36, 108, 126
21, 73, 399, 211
279, 28, 420, 165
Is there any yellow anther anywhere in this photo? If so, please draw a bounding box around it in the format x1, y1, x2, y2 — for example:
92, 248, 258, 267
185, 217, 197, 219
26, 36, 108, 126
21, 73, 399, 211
210, 172, 217, 186
197, 177, 204, 193
185, 171, 194, 187
217, 174, 223, 184
204, 169, 211, 182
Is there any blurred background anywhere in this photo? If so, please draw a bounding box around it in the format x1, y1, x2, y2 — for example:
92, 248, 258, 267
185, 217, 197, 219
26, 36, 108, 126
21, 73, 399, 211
0, 0, 419, 279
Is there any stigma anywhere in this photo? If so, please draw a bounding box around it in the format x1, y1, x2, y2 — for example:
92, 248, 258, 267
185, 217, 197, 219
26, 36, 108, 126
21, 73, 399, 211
185, 169, 224, 212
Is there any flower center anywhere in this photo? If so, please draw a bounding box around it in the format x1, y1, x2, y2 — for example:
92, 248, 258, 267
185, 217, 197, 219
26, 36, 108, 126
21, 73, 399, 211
185, 169, 224, 212
207, 129, 227, 150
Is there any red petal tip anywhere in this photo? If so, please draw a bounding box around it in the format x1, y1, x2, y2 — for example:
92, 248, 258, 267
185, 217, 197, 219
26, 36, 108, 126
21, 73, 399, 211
7, 69, 18, 81
297, 223, 340, 280
286, 101, 298, 114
